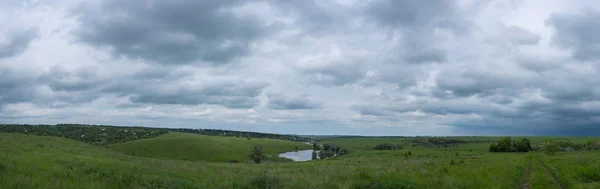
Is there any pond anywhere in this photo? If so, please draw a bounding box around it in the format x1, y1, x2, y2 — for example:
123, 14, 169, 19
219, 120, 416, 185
278, 150, 318, 162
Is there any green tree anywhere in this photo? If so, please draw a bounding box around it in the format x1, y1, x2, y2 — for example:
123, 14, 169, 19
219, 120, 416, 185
514, 138, 532, 152
544, 141, 558, 155
311, 151, 318, 160
313, 143, 320, 150
497, 137, 513, 152
250, 145, 267, 164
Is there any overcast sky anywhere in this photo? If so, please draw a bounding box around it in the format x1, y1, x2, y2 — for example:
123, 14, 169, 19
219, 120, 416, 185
1, 0, 600, 136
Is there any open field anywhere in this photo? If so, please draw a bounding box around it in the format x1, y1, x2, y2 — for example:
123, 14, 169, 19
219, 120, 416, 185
2, 131, 599, 188
108, 132, 312, 162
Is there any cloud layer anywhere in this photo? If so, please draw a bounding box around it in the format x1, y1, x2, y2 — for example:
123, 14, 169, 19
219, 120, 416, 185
1, 0, 600, 136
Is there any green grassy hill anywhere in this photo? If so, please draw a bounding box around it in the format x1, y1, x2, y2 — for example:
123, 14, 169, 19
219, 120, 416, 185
2, 132, 599, 189
108, 132, 311, 162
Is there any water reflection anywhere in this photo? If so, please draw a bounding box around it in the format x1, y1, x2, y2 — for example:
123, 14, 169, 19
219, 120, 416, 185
278, 150, 317, 162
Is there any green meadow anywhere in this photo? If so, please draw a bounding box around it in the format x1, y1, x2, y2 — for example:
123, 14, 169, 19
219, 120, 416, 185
1, 130, 600, 188
108, 132, 312, 162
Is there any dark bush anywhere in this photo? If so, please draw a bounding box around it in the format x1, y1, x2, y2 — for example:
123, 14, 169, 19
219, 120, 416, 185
248, 173, 283, 189
250, 145, 267, 164
0, 163, 5, 173
577, 168, 600, 183
318, 150, 336, 159
544, 141, 558, 155
372, 143, 403, 150
585, 140, 600, 150
490, 137, 532, 152
450, 159, 465, 165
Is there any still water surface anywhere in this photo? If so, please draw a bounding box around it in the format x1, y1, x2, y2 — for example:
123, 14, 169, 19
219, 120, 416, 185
278, 150, 317, 162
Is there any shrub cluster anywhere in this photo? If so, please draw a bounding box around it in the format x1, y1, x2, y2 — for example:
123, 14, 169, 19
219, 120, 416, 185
372, 143, 403, 150
449, 159, 465, 165
318, 144, 349, 159
489, 137, 531, 152
411, 137, 469, 145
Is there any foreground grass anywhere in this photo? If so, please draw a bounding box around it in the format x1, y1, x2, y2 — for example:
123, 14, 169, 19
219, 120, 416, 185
108, 132, 311, 163
1, 133, 599, 188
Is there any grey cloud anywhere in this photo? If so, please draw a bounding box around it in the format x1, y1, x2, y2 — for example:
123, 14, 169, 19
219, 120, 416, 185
0, 68, 37, 105
73, 0, 274, 64
365, 0, 460, 29
503, 25, 540, 46
0, 28, 38, 58
547, 11, 600, 61
364, 0, 470, 64
270, 0, 340, 32
40, 68, 104, 92
434, 70, 531, 99
365, 64, 425, 88
110, 79, 269, 109
300, 60, 367, 87
351, 104, 392, 116
515, 54, 562, 72
401, 31, 447, 63
267, 93, 322, 110
0, 66, 269, 109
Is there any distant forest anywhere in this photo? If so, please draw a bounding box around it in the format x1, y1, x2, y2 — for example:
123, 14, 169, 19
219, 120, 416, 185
0, 124, 168, 145
0, 124, 312, 145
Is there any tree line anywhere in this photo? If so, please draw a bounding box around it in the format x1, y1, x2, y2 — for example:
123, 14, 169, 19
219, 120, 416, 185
169, 128, 311, 142
0, 124, 168, 145
489, 137, 600, 154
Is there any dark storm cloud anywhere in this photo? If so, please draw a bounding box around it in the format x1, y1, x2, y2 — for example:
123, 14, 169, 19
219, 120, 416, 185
364, 0, 470, 64
365, 0, 459, 29
0, 28, 38, 58
547, 11, 600, 61
73, 0, 274, 64
39, 68, 105, 92
434, 70, 530, 99
266, 93, 322, 110
0, 67, 37, 106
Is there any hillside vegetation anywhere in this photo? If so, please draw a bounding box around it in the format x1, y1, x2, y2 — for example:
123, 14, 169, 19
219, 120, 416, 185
0, 124, 168, 145
1, 131, 600, 188
108, 132, 311, 162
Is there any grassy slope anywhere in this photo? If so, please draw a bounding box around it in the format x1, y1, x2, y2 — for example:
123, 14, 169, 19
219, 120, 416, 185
321, 136, 599, 152
1, 133, 599, 188
108, 132, 312, 162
